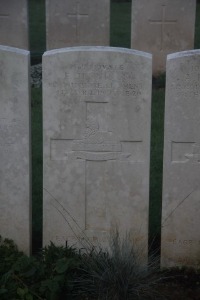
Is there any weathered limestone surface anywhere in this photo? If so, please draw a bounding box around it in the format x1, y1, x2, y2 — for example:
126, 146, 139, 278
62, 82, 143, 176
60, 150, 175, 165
0, 0, 29, 49
43, 47, 152, 261
131, 0, 196, 74
46, 0, 110, 50
0, 46, 31, 254
161, 50, 200, 268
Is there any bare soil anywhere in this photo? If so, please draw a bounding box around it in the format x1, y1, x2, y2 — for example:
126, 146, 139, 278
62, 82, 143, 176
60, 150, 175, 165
157, 268, 200, 300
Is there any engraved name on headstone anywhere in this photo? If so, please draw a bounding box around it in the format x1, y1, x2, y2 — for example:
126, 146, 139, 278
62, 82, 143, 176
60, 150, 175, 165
43, 47, 152, 263
161, 50, 200, 268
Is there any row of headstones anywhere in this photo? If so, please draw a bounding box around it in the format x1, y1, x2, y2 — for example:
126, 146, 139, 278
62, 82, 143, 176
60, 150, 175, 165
1, 44, 200, 269
0, 0, 197, 74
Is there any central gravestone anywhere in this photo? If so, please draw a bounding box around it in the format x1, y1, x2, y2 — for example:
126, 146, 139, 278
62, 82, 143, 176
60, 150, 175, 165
43, 47, 152, 258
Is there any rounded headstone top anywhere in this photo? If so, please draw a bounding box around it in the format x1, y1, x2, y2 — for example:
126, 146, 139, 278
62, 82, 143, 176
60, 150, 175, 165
167, 50, 200, 60
0, 44, 29, 56
43, 46, 152, 59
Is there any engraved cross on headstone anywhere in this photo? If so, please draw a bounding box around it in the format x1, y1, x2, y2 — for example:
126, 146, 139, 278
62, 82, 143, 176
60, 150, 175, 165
191, 144, 200, 163
149, 5, 177, 51
67, 1, 89, 41
0, 7, 9, 20
51, 100, 143, 232
0, 14, 9, 18
171, 141, 200, 163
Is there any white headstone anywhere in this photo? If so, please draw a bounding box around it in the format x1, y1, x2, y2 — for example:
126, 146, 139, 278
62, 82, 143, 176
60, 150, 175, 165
46, 0, 110, 50
0, 46, 31, 254
0, 0, 29, 49
131, 0, 196, 74
161, 50, 200, 268
43, 47, 152, 261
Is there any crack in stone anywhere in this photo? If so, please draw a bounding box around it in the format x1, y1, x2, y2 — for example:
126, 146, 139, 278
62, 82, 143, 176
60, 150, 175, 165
162, 187, 198, 226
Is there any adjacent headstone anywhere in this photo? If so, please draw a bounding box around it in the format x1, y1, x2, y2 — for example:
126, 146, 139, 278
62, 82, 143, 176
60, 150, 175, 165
0, 0, 29, 49
0, 46, 31, 254
131, 0, 196, 74
161, 50, 200, 268
43, 46, 152, 261
46, 0, 110, 50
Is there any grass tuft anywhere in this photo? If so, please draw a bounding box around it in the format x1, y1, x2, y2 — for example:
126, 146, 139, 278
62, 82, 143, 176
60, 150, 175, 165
72, 229, 164, 300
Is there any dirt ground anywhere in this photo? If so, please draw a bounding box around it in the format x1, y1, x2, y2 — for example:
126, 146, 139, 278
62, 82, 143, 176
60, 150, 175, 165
157, 268, 200, 300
